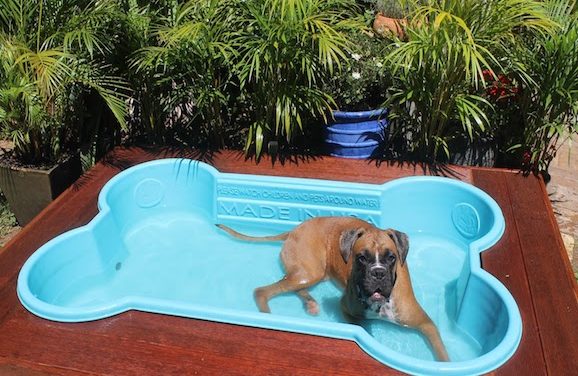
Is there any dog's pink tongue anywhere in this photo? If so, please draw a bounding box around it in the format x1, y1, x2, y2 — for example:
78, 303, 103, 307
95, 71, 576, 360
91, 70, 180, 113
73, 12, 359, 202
371, 292, 383, 301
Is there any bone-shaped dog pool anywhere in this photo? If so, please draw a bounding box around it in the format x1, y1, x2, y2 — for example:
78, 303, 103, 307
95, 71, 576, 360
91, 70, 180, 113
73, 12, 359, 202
18, 159, 521, 375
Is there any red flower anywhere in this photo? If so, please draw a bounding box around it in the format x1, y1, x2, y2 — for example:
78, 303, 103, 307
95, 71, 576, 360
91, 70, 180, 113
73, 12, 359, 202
498, 74, 511, 85
482, 69, 495, 81
482, 72, 519, 103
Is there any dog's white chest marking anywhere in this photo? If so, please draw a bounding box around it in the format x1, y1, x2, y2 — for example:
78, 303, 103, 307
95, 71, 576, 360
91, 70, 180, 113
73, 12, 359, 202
379, 298, 397, 321
366, 298, 398, 322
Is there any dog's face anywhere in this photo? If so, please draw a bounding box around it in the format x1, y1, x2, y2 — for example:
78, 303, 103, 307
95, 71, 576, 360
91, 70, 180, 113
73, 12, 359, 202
340, 227, 409, 310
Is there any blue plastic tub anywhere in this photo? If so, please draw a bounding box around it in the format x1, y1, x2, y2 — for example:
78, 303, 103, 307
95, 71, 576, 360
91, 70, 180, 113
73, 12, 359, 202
324, 139, 380, 159
325, 109, 387, 158
17, 159, 521, 375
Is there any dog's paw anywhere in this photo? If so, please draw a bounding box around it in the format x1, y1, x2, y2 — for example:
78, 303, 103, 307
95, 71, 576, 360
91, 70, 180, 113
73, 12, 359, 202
306, 301, 320, 316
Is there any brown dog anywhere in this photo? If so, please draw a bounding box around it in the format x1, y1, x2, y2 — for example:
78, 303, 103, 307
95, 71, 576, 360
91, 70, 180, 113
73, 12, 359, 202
217, 216, 449, 361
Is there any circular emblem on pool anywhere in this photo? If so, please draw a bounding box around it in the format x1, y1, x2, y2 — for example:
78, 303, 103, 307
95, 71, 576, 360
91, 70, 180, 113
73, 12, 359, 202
134, 178, 165, 208
452, 203, 481, 238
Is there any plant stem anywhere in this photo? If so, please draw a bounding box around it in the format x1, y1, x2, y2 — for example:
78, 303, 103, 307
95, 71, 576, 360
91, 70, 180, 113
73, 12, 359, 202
37, 0, 43, 52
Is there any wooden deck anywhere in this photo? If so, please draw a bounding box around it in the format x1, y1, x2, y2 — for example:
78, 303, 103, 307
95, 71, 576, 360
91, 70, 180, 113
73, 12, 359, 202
0, 147, 577, 375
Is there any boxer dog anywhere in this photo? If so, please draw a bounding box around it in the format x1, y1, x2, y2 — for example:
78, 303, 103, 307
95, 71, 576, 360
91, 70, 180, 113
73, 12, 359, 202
217, 216, 449, 361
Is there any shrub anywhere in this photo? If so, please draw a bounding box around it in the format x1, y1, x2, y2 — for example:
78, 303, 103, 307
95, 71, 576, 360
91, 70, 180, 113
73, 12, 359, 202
511, 0, 578, 174
232, 0, 363, 158
0, 0, 130, 166
383, 0, 553, 164
129, 0, 244, 150
323, 29, 391, 112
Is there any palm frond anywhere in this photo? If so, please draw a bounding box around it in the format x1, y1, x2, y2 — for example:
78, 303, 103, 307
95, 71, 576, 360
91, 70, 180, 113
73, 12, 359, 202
15, 48, 73, 101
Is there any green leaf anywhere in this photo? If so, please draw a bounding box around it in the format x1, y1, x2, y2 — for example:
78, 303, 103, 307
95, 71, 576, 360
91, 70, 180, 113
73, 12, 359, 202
255, 123, 264, 157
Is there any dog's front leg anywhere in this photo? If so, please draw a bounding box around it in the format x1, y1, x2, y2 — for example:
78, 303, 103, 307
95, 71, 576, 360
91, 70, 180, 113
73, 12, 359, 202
417, 319, 449, 362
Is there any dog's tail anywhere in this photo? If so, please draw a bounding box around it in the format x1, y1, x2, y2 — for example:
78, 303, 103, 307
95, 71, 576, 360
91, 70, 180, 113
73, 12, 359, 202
216, 224, 289, 242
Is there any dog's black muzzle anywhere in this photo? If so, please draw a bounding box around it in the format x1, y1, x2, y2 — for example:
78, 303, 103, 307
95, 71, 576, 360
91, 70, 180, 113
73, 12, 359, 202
364, 264, 396, 302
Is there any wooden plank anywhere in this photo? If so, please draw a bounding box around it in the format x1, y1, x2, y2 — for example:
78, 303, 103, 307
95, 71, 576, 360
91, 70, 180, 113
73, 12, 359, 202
0, 148, 436, 376
0, 301, 399, 375
538, 178, 578, 298
2, 147, 572, 376
474, 170, 546, 375
0, 361, 96, 376
504, 172, 578, 374
101, 147, 473, 183
213, 154, 472, 183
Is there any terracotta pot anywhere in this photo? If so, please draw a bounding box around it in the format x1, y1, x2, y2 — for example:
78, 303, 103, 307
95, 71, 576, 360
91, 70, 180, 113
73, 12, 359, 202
0, 154, 81, 225
373, 13, 407, 38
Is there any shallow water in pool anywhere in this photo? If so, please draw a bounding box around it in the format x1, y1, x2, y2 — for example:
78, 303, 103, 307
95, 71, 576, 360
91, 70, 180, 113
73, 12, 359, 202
51, 212, 480, 361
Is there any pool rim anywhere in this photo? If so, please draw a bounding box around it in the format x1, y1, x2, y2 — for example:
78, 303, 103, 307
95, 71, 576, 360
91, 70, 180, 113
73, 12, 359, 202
17, 158, 521, 376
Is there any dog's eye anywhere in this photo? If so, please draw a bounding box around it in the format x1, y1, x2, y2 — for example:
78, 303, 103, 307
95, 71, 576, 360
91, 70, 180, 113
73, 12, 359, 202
356, 254, 367, 263
387, 253, 396, 263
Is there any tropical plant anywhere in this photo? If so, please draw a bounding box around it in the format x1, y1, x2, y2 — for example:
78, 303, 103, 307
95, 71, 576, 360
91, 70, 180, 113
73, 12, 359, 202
383, 0, 553, 164
512, 0, 578, 175
371, 0, 409, 18
129, 0, 242, 149
0, 192, 17, 239
323, 30, 390, 112
0, 0, 129, 166
232, 0, 363, 158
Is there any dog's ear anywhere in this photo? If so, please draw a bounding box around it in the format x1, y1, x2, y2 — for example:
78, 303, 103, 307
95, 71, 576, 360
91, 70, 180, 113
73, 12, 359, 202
340, 228, 364, 263
387, 229, 409, 265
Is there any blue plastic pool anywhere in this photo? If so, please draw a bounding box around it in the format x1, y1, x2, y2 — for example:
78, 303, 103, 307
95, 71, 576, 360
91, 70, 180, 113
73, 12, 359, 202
17, 159, 521, 375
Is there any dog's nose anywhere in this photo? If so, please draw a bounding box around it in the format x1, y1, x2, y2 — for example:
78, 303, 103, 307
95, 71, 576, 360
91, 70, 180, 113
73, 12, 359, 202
370, 266, 387, 280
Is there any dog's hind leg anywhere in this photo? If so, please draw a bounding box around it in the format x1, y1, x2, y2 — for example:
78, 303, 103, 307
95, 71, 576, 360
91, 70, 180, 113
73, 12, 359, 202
254, 275, 321, 314
254, 280, 283, 313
